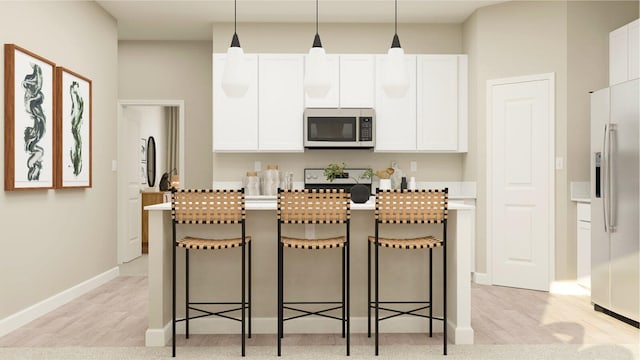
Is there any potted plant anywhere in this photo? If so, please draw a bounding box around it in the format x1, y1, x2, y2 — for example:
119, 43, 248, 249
323, 162, 374, 203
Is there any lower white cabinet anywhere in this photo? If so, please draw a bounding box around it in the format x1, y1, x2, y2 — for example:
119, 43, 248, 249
577, 202, 591, 289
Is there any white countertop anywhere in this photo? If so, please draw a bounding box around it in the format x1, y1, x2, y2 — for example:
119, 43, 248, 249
146, 196, 475, 211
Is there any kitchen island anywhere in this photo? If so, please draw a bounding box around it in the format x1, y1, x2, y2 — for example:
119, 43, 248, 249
144, 196, 475, 347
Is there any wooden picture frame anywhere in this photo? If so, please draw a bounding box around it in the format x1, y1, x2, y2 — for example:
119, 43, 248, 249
4, 44, 56, 190
54, 67, 92, 188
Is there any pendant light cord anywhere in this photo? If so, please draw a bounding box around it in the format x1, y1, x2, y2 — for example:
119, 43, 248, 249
395, 0, 398, 35
234, 0, 237, 33
316, 0, 319, 34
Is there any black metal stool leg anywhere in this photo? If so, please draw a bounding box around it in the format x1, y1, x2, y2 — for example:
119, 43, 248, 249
346, 229, 350, 356
185, 248, 189, 339
248, 240, 252, 339
277, 233, 283, 356
429, 248, 433, 337
367, 240, 371, 338
375, 224, 379, 356
443, 235, 447, 355
342, 245, 346, 339
241, 235, 246, 357
172, 231, 176, 357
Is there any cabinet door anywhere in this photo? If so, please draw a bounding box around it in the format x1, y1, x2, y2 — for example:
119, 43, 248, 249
304, 54, 339, 108
577, 220, 591, 289
340, 55, 375, 108
374, 54, 417, 152
416, 55, 462, 151
610, 24, 629, 86
258, 54, 304, 151
213, 53, 258, 151
628, 19, 639, 81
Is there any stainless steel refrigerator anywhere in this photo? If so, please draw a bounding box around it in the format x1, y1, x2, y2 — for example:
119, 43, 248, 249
590, 78, 639, 327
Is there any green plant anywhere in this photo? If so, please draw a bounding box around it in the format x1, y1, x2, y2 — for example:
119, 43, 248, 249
324, 162, 374, 183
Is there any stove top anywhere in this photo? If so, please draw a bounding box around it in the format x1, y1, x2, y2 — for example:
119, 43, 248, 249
304, 168, 372, 192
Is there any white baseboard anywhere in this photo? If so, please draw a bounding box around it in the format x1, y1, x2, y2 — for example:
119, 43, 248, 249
0, 267, 119, 338
146, 322, 172, 346
473, 272, 491, 285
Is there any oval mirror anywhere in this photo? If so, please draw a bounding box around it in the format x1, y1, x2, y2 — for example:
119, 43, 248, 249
146, 136, 156, 187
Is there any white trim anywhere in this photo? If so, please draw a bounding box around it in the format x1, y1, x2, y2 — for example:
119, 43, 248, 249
147, 317, 449, 347
0, 267, 119, 338
473, 272, 491, 285
485, 73, 556, 289
116, 100, 185, 264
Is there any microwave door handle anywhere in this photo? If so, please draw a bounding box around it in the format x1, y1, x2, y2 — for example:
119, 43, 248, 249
602, 124, 608, 233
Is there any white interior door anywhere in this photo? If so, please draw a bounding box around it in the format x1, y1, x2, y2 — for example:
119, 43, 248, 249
122, 106, 142, 262
488, 74, 554, 292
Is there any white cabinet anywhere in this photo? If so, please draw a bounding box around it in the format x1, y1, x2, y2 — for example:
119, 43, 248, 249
610, 19, 640, 86
577, 202, 591, 289
304, 54, 339, 108
374, 54, 467, 152
339, 55, 375, 108
305, 54, 375, 108
374, 54, 417, 152
417, 55, 467, 152
212, 54, 259, 151
258, 54, 304, 152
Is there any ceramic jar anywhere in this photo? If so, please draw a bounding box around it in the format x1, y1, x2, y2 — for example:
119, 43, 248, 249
263, 165, 280, 196
244, 171, 260, 196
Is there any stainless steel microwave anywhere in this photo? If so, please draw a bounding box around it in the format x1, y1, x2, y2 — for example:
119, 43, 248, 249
303, 108, 375, 149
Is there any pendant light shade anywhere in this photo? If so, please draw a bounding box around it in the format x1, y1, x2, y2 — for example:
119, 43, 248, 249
221, 0, 249, 97
304, 0, 331, 98
382, 0, 409, 98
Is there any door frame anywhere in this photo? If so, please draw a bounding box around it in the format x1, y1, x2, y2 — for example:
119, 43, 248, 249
117, 99, 185, 264
485, 73, 555, 288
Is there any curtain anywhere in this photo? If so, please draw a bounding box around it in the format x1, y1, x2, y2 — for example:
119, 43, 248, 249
165, 106, 179, 175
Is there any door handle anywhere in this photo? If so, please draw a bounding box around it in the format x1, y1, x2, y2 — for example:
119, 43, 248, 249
608, 124, 617, 232
602, 124, 608, 233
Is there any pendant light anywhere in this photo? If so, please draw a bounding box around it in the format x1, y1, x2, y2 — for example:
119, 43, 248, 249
221, 0, 249, 97
382, 0, 409, 98
303, 0, 331, 98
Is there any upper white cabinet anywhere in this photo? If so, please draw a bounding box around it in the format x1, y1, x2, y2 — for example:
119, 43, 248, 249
212, 53, 259, 151
258, 54, 304, 152
339, 55, 376, 108
304, 54, 375, 108
374, 54, 417, 152
610, 19, 640, 86
304, 54, 339, 108
374, 54, 467, 152
417, 55, 467, 152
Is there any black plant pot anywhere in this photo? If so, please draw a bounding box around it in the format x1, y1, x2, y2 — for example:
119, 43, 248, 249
350, 184, 370, 204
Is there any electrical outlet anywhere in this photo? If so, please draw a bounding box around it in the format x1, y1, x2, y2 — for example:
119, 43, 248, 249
410, 161, 417, 172
555, 157, 564, 170
111, 160, 117, 172
254, 161, 262, 172
391, 161, 397, 168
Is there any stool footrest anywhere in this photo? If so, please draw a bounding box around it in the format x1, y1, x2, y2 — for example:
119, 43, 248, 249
283, 304, 345, 322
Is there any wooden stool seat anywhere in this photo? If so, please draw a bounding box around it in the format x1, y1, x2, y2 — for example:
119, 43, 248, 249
281, 235, 345, 249
178, 236, 252, 250
367, 235, 443, 249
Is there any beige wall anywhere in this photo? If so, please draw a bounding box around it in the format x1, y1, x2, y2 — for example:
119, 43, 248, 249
211, 22, 466, 183
118, 41, 214, 188
463, 1, 638, 279
0, 2, 118, 319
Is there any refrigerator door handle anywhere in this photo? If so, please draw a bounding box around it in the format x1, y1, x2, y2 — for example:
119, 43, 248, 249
602, 123, 609, 233
608, 123, 617, 232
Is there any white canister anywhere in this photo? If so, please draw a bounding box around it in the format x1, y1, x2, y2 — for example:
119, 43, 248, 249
244, 171, 260, 196
379, 179, 392, 190
408, 177, 416, 190
263, 165, 280, 196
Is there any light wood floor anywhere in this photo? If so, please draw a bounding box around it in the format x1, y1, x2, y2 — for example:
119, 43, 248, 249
0, 274, 637, 347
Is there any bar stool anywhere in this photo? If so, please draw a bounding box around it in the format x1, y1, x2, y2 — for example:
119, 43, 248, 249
276, 189, 351, 356
171, 189, 251, 357
368, 188, 448, 356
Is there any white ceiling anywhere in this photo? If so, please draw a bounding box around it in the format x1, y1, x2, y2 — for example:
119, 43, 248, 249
97, 0, 510, 40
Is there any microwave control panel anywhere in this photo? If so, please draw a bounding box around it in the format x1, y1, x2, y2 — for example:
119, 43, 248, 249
359, 117, 373, 141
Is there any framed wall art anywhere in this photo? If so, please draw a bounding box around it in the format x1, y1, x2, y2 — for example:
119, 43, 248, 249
4, 44, 56, 190
55, 67, 92, 188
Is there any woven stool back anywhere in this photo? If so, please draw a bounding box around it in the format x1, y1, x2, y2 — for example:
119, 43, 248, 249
375, 189, 448, 224
172, 189, 245, 224
277, 189, 350, 224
